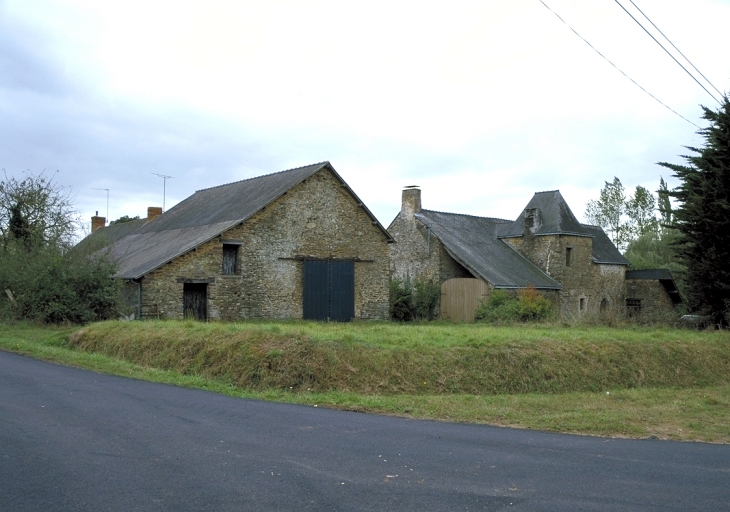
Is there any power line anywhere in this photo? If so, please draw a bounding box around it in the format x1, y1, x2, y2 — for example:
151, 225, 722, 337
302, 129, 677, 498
626, 0, 723, 99
539, 0, 700, 129
614, 0, 721, 105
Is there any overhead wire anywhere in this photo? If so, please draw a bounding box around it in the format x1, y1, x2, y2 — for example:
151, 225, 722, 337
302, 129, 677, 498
614, 0, 721, 105
538, 0, 700, 129
626, 0, 723, 99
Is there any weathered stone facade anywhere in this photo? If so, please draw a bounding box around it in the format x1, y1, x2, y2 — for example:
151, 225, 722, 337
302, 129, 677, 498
626, 278, 676, 319
505, 233, 626, 318
388, 190, 472, 285
137, 168, 391, 320
388, 189, 474, 317
387, 187, 678, 321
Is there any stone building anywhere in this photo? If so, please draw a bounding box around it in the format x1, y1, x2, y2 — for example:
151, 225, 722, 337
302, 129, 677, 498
388, 187, 681, 321
88, 162, 393, 321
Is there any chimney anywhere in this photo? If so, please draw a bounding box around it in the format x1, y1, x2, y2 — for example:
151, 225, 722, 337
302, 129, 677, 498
523, 207, 541, 235
401, 186, 421, 218
147, 206, 163, 223
91, 211, 106, 232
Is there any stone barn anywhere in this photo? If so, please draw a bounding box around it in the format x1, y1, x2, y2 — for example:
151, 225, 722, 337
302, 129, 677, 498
88, 162, 393, 321
388, 187, 681, 321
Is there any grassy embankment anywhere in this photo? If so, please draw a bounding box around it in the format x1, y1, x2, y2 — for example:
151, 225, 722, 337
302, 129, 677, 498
2, 320, 729, 443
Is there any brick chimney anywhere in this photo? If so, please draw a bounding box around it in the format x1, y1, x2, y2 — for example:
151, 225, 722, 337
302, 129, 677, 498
401, 186, 421, 218
91, 211, 106, 232
147, 206, 163, 222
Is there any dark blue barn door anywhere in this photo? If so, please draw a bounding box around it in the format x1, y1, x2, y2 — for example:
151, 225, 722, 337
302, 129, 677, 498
303, 260, 354, 322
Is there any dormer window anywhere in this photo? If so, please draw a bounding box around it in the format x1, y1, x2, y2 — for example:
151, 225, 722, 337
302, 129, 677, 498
565, 247, 573, 267
222, 244, 238, 275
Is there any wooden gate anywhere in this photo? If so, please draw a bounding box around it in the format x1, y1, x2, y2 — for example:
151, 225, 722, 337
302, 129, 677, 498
183, 283, 208, 321
440, 278, 490, 322
303, 260, 355, 322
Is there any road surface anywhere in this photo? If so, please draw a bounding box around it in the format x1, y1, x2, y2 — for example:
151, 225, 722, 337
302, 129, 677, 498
1, 350, 728, 511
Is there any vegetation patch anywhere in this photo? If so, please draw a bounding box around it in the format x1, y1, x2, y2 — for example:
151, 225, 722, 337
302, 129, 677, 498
67, 320, 730, 395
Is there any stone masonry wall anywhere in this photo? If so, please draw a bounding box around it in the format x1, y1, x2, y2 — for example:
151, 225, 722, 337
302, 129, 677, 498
388, 211, 471, 285
505, 233, 626, 318
140, 168, 391, 320
626, 279, 677, 319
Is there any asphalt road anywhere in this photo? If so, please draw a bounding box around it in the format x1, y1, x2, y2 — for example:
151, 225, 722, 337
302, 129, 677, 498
1, 350, 728, 512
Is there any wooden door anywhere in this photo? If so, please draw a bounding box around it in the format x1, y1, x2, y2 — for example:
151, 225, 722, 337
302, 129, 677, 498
303, 260, 354, 322
183, 283, 207, 321
440, 278, 490, 322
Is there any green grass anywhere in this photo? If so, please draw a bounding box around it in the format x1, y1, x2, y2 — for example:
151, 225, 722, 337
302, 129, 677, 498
67, 320, 730, 394
1, 320, 729, 443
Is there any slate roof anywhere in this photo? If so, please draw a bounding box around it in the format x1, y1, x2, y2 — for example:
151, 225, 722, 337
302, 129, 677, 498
499, 190, 592, 238
581, 225, 629, 265
495, 190, 628, 266
415, 210, 562, 289
407, 188, 630, 289
626, 269, 682, 303
91, 162, 393, 279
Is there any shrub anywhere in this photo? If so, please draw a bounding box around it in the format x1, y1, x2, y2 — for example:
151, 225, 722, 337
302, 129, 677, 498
475, 286, 553, 323
389, 278, 414, 322
517, 286, 553, 321
389, 277, 440, 321
0, 242, 120, 324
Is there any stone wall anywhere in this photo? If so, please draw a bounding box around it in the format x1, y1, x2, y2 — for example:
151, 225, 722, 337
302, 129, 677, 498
139, 168, 391, 320
626, 279, 677, 319
388, 207, 473, 288
505, 233, 626, 318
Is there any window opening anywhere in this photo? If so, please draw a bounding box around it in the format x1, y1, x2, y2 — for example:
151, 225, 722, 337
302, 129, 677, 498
626, 298, 641, 317
222, 244, 238, 275
579, 297, 586, 311
565, 247, 573, 267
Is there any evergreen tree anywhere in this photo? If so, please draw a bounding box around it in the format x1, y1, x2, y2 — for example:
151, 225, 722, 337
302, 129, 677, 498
659, 95, 730, 325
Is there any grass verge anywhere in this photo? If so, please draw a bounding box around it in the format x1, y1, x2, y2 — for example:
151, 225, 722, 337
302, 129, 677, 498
1, 321, 729, 443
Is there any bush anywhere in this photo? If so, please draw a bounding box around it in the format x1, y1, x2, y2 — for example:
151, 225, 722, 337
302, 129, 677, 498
389, 277, 440, 321
475, 287, 553, 323
389, 278, 414, 322
0, 242, 120, 324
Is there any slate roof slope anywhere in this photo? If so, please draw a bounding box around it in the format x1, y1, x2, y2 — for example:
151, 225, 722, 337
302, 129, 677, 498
581, 224, 629, 265
415, 210, 561, 289
93, 162, 393, 279
74, 218, 146, 254
499, 190, 593, 238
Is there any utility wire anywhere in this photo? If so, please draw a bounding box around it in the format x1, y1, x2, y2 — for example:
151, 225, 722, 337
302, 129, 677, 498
627, 0, 723, 99
614, 0, 721, 105
539, 0, 700, 129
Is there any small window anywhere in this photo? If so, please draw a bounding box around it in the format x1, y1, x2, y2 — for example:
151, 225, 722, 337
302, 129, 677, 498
222, 244, 238, 275
626, 298, 641, 317
579, 297, 586, 312
565, 247, 573, 267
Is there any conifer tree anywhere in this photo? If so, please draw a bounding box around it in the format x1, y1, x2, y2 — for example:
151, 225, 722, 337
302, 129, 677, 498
659, 95, 730, 325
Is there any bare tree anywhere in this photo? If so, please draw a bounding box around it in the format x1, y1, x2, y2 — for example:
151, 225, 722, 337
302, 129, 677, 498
0, 169, 81, 250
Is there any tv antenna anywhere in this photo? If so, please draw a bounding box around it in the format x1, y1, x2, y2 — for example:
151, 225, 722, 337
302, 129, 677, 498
151, 173, 174, 211
91, 188, 109, 220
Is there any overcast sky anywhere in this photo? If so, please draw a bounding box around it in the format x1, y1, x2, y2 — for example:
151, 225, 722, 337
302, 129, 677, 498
2, 0, 728, 235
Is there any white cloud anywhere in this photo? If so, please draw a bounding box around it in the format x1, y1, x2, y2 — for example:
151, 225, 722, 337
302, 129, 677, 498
1, 0, 727, 231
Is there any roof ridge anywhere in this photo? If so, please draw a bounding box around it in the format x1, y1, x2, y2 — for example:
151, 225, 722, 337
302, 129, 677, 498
194, 161, 329, 193
532, 189, 561, 195
419, 208, 511, 223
